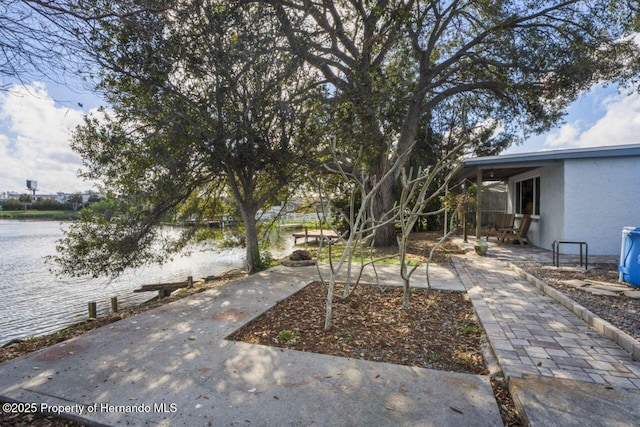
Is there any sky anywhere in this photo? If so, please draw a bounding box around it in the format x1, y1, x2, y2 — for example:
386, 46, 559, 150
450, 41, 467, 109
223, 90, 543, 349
0, 81, 102, 195
504, 84, 640, 155
1, 79, 640, 195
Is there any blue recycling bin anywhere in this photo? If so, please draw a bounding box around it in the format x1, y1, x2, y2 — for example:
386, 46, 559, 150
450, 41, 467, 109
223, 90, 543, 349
619, 227, 640, 287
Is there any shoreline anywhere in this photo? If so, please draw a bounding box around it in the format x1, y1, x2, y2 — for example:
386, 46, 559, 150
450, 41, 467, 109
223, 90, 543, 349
0, 269, 247, 364
0, 220, 251, 347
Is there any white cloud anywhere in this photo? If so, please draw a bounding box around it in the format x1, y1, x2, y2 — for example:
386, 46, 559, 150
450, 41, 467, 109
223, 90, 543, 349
544, 122, 581, 148
544, 92, 640, 149
0, 82, 94, 194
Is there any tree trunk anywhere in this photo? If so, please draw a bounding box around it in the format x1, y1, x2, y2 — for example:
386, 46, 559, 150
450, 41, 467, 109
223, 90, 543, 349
402, 276, 411, 310
324, 279, 335, 330
371, 103, 423, 247
371, 176, 397, 247
239, 203, 260, 274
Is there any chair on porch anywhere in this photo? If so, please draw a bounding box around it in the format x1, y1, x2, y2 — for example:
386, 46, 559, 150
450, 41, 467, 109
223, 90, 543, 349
498, 215, 532, 245
486, 213, 515, 241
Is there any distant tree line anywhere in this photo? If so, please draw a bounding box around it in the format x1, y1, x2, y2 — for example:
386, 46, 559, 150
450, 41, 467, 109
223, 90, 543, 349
0, 194, 102, 211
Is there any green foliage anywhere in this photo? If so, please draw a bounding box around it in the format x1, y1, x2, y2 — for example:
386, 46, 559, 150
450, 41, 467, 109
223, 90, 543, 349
458, 353, 470, 363
66, 193, 84, 211
428, 352, 442, 362
1, 198, 26, 211
253, 250, 273, 273
52, 199, 174, 278
55, 2, 320, 277
80, 198, 118, 222
460, 325, 481, 335
277, 329, 300, 342
48, 0, 640, 277
442, 184, 477, 210
1, 197, 75, 213
273, 0, 640, 246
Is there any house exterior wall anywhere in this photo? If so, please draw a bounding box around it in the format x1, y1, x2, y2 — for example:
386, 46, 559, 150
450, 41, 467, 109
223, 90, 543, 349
540, 166, 565, 251
507, 157, 640, 255
563, 157, 640, 255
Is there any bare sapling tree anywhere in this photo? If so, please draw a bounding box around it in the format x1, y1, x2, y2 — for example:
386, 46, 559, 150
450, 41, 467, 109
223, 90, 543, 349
396, 140, 467, 310
396, 105, 510, 308
313, 138, 410, 330
425, 204, 462, 289
311, 176, 385, 299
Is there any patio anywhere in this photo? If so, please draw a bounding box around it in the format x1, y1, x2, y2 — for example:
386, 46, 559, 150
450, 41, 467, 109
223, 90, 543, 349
452, 234, 618, 267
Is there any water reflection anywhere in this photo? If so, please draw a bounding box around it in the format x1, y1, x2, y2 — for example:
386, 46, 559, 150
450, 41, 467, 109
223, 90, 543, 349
0, 220, 296, 345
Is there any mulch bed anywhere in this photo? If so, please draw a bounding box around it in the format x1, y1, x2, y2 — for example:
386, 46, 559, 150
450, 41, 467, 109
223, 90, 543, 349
516, 262, 640, 340
228, 281, 487, 374
228, 279, 524, 425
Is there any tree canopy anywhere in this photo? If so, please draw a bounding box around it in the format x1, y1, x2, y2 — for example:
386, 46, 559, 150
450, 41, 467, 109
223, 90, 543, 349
0, 0, 77, 88
47, 0, 640, 277
53, 1, 321, 276
270, 0, 640, 245
0, 1, 172, 91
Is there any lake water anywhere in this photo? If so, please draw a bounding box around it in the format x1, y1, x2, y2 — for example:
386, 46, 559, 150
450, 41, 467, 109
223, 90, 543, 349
0, 220, 295, 345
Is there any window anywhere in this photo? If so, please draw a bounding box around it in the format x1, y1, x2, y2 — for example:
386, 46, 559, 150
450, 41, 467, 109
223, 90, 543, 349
515, 177, 540, 215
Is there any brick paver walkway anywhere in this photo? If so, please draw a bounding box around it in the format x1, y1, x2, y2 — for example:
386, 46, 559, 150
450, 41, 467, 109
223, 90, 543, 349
453, 255, 640, 390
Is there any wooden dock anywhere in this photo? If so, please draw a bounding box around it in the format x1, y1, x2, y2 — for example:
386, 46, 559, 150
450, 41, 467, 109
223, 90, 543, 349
292, 229, 339, 244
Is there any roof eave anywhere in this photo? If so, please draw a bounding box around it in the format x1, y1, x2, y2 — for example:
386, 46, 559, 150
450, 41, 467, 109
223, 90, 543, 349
455, 143, 640, 182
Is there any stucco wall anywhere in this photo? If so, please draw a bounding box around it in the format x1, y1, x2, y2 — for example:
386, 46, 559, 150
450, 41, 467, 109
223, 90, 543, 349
539, 166, 564, 251
563, 157, 640, 255
508, 158, 639, 255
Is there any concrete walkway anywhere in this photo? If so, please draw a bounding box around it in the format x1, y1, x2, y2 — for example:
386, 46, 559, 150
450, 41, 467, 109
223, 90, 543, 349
452, 238, 640, 426
4, 243, 640, 426
0, 264, 500, 427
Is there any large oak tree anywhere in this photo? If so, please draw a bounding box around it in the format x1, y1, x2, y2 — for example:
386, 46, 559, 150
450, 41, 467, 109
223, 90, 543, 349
269, 0, 640, 246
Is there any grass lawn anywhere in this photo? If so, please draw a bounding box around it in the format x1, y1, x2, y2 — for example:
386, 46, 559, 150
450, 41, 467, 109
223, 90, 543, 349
0, 210, 79, 220
296, 242, 424, 266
